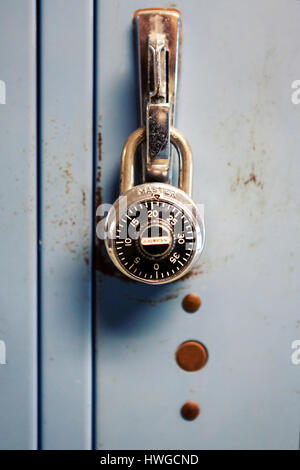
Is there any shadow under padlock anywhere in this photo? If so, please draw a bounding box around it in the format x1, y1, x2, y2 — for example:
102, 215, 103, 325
96, 275, 174, 336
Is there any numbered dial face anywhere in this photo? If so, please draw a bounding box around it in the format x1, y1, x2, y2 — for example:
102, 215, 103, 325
113, 199, 196, 283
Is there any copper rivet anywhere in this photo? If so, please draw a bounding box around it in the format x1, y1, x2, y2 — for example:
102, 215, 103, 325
182, 293, 202, 313
175, 340, 208, 372
181, 401, 200, 420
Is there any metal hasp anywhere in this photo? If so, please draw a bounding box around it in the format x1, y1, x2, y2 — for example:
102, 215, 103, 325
133, 8, 182, 184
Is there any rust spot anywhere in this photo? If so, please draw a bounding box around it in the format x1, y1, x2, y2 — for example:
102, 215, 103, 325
63, 168, 72, 179
81, 189, 86, 206
181, 401, 200, 421
84, 257, 89, 265
231, 162, 264, 192
60, 161, 73, 195
180, 264, 204, 281
175, 341, 208, 372
182, 293, 202, 313
95, 127, 102, 208
231, 168, 241, 192
131, 292, 180, 305
64, 241, 76, 254
244, 172, 263, 188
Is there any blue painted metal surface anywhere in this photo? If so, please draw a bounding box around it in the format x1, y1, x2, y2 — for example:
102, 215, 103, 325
0, 0, 37, 450
0, 0, 299, 450
39, 0, 93, 450
95, 0, 300, 450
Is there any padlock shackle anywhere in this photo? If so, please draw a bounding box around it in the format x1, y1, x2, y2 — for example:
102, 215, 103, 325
120, 127, 193, 197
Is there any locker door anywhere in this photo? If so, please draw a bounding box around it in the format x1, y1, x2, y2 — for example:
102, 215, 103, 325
94, 0, 300, 450
39, 0, 94, 449
0, 0, 37, 450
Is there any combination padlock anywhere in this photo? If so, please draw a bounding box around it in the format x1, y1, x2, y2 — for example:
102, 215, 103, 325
105, 8, 205, 285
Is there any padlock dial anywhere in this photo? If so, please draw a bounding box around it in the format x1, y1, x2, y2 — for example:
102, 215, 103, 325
112, 199, 196, 283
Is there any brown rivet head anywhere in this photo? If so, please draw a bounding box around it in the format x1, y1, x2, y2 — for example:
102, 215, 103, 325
181, 401, 200, 421
182, 293, 202, 313
175, 341, 208, 372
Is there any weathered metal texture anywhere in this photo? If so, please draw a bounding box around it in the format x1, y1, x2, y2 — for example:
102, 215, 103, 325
39, 0, 93, 449
95, 0, 300, 450
0, 0, 299, 451
0, 0, 37, 450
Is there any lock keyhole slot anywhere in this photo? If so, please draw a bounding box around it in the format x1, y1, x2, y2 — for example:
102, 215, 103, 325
139, 222, 173, 259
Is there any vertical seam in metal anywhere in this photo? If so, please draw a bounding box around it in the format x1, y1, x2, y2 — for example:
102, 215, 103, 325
36, 0, 42, 451
91, 0, 98, 451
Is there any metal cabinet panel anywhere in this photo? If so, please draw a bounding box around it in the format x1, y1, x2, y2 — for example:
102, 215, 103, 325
39, 0, 93, 449
0, 0, 37, 450
95, 0, 300, 449
0, 0, 298, 451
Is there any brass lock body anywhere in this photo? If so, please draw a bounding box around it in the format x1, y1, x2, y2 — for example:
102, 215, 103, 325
105, 9, 205, 285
